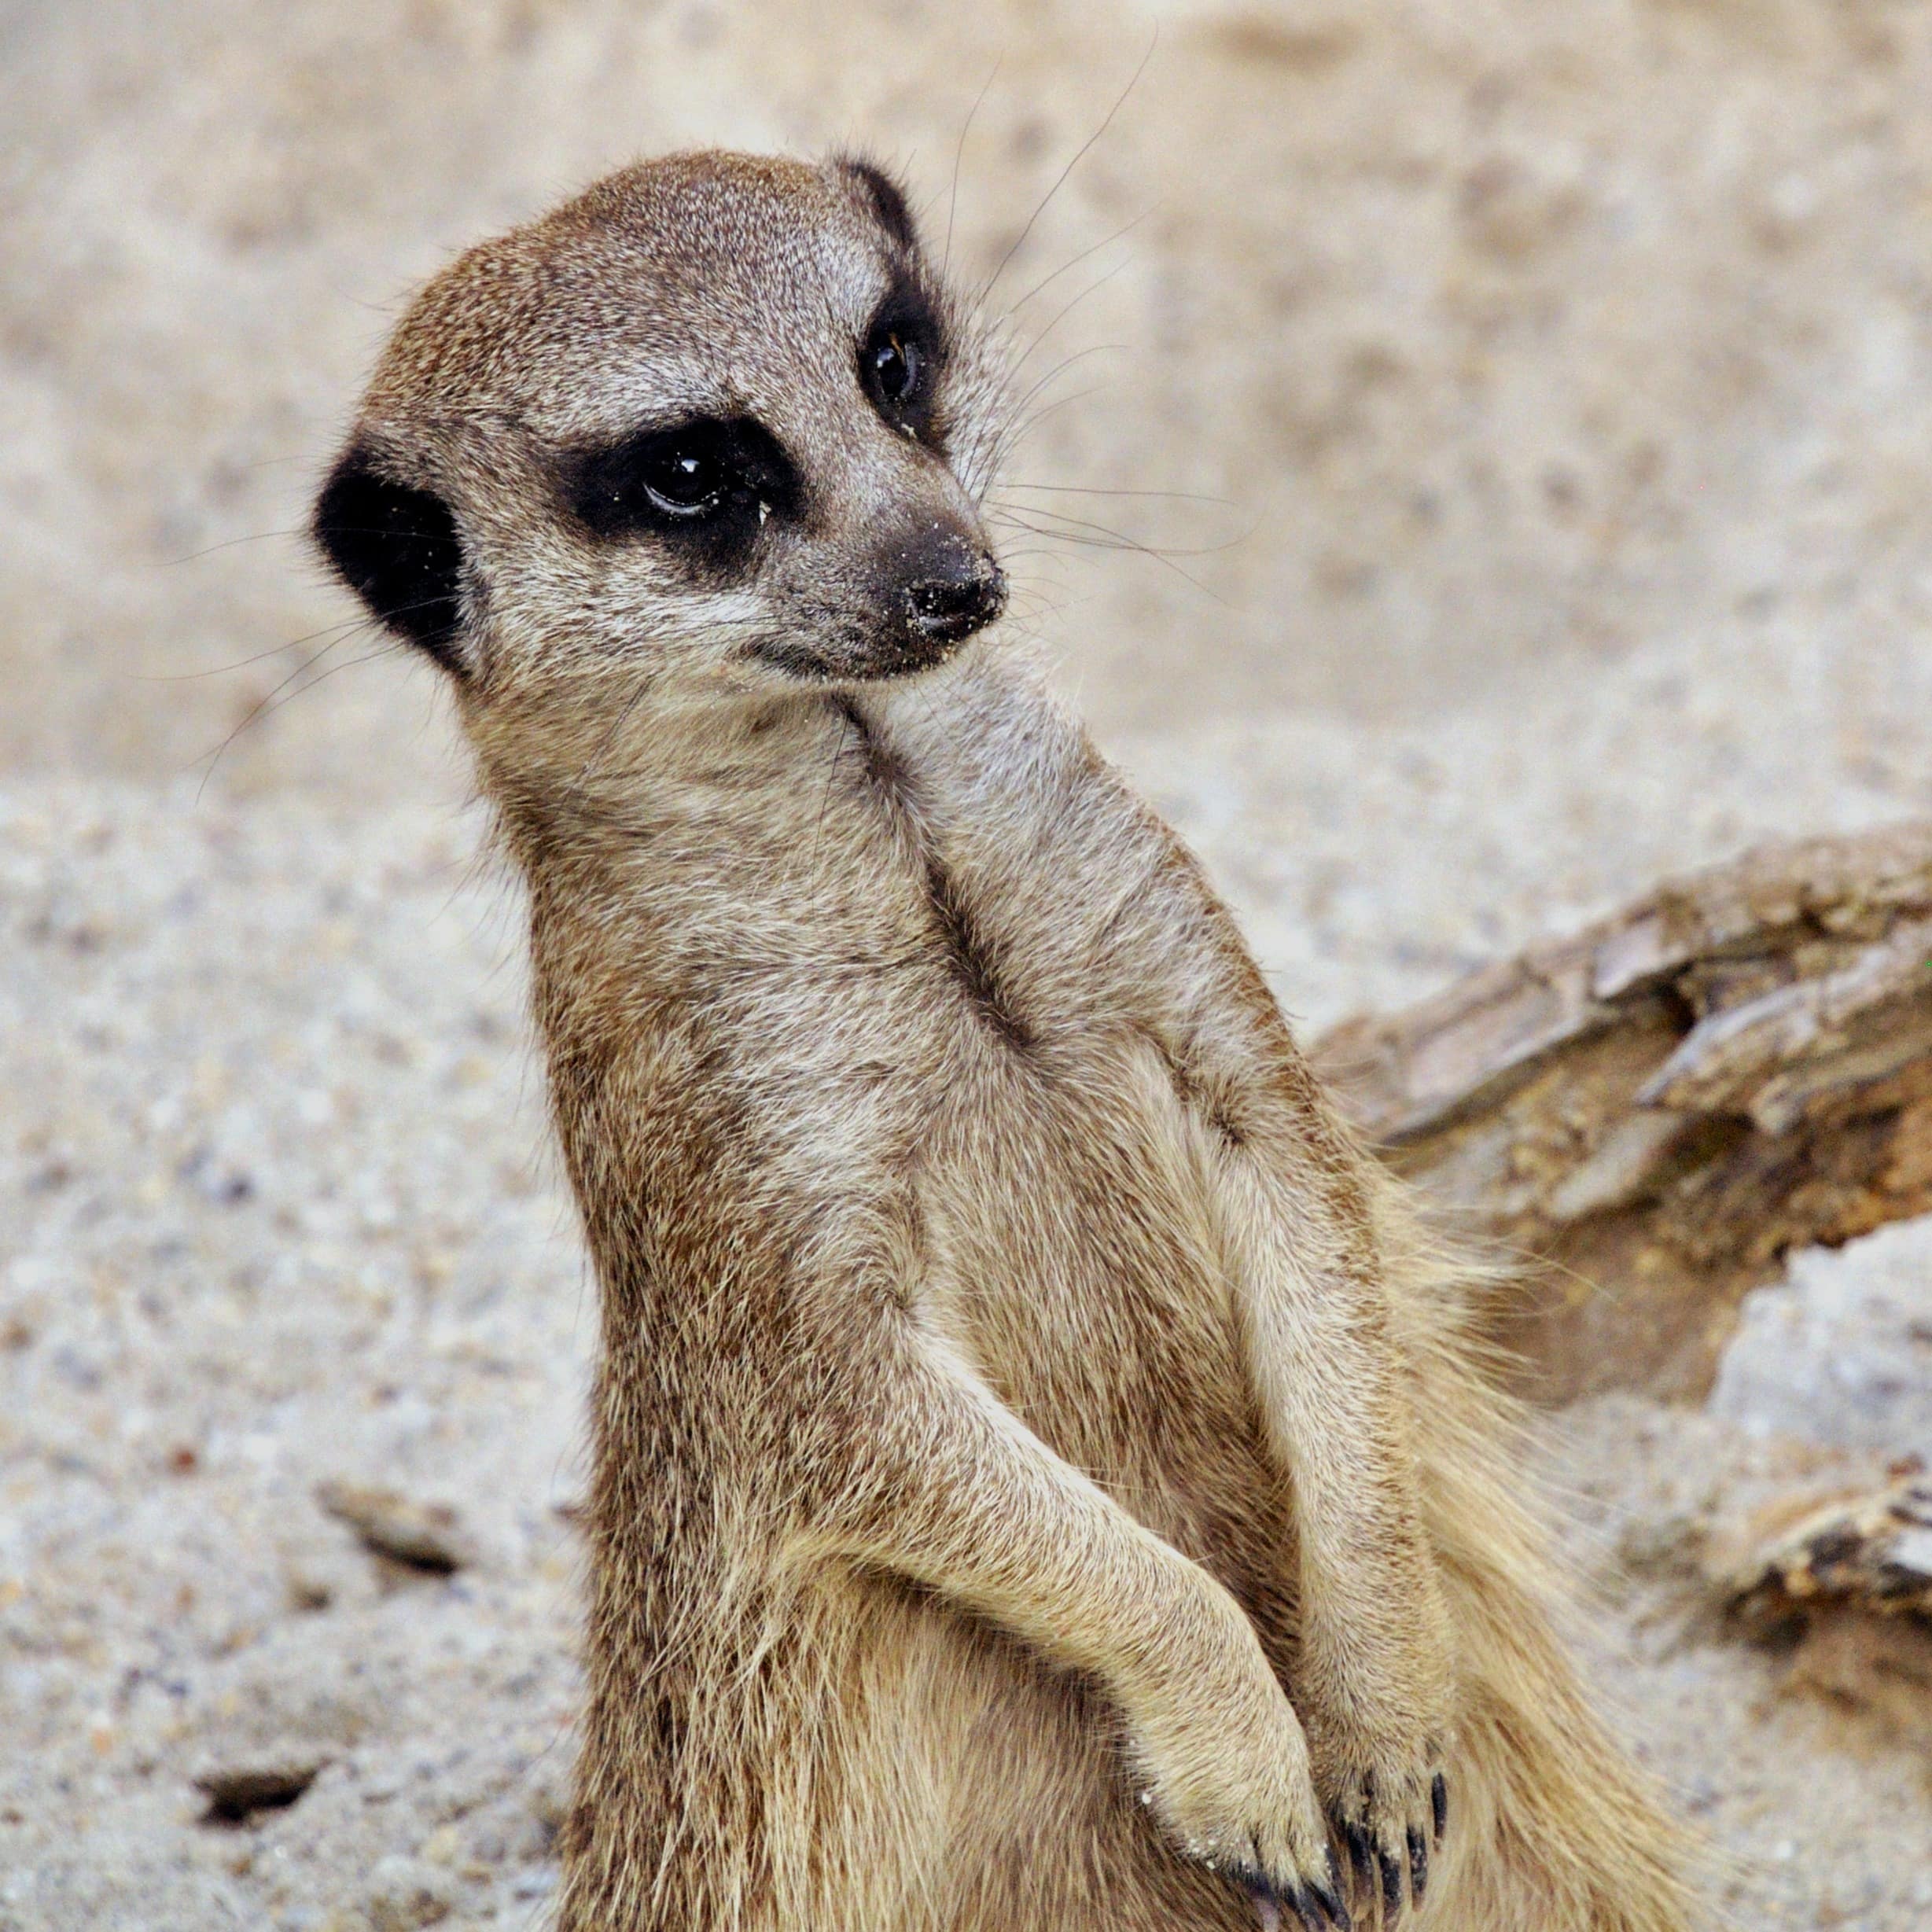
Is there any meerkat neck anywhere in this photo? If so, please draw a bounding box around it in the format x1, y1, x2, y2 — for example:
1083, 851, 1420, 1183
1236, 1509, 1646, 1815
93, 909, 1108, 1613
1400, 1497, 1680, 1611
474, 675, 961, 1031
473, 685, 825, 856
470, 649, 1006, 874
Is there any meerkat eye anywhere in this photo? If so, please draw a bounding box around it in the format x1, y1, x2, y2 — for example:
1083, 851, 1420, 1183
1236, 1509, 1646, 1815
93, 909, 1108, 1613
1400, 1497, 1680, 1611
859, 282, 944, 440
867, 331, 922, 409
565, 416, 803, 553
639, 440, 726, 517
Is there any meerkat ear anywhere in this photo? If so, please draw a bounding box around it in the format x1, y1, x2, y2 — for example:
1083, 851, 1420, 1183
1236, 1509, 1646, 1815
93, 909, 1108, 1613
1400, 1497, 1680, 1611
838, 156, 920, 253
311, 443, 469, 675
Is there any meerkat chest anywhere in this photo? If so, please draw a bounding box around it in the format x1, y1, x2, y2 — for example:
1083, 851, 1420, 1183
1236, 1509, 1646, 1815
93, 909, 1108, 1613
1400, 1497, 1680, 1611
613, 707, 1251, 1493
661, 672, 1236, 1291
760, 691, 1240, 1385
822, 679, 1143, 1043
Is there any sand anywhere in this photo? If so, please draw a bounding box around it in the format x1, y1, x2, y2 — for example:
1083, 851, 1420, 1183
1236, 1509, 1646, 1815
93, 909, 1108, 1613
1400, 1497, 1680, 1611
5, 2, 1932, 1926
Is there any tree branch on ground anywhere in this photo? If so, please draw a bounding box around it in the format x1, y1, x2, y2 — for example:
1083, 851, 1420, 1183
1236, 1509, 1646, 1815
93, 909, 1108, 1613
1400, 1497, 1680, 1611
1314, 825, 1932, 1402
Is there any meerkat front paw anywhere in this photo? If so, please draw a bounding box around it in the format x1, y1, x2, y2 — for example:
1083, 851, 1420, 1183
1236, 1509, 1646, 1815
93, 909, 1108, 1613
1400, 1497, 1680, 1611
1301, 1658, 1452, 1923
1294, 1551, 1456, 1922
1123, 1624, 1351, 1929
1323, 1743, 1448, 1925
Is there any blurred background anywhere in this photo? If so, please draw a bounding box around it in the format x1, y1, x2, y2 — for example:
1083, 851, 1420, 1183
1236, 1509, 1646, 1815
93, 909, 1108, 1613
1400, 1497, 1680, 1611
5, 2, 1932, 1926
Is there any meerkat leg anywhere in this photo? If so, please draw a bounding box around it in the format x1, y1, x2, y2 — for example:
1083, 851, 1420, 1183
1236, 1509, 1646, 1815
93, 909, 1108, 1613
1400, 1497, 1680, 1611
1210, 1151, 1455, 1917
1087, 837, 1459, 1915
793, 1315, 1349, 1925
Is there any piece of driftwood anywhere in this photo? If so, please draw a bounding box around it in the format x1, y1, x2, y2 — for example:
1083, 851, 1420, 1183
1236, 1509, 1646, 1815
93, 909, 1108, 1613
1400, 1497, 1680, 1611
1712, 1465, 1932, 1752
1313, 825, 1932, 1401
1722, 1467, 1932, 1628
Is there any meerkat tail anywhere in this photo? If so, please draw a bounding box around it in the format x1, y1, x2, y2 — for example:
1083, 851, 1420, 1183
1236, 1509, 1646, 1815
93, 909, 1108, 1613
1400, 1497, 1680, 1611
1389, 1228, 1700, 1931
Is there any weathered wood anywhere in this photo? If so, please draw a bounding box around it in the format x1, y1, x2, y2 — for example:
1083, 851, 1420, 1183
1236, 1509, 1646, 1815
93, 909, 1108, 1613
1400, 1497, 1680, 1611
1722, 1469, 1932, 1627
1313, 824, 1932, 1401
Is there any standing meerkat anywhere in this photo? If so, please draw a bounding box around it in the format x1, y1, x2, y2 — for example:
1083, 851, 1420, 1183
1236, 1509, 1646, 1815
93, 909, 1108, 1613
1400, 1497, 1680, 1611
311, 152, 1695, 1930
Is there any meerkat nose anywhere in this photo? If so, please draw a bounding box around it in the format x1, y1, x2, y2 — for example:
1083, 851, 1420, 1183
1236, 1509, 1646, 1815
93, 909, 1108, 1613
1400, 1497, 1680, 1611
903, 550, 1007, 646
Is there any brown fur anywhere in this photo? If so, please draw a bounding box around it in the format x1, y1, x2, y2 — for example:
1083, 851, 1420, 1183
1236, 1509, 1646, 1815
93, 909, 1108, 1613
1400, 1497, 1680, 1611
311, 151, 1698, 1930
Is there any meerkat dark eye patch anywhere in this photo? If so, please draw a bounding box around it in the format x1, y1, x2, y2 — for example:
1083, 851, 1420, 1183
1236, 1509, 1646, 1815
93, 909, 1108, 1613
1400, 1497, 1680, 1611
860, 277, 945, 443
562, 416, 803, 576
311, 445, 467, 674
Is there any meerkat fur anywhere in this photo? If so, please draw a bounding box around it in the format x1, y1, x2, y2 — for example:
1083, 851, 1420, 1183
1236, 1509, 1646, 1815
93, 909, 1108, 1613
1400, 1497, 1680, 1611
311, 150, 1698, 1931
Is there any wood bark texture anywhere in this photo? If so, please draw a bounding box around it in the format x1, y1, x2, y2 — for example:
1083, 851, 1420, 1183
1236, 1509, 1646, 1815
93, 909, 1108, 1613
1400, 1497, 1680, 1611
1723, 1469, 1932, 1628
1312, 824, 1932, 1402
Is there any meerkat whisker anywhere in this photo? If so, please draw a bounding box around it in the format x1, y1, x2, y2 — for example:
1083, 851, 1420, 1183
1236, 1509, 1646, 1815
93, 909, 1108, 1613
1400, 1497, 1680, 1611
974, 35, 1159, 309
192, 631, 407, 800
1003, 204, 1157, 321
1004, 260, 1133, 387
941, 60, 1002, 283
993, 497, 1248, 562
1004, 479, 1236, 507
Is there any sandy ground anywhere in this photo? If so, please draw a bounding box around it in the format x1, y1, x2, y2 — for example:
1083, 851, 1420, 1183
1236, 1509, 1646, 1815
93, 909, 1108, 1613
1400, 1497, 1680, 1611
6, 2, 1932, 1927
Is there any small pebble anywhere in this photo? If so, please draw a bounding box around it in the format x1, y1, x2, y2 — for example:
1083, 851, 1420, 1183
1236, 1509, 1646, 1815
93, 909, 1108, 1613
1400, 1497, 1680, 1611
193, 1746, 331, 1822
315, 1482, 472, 1573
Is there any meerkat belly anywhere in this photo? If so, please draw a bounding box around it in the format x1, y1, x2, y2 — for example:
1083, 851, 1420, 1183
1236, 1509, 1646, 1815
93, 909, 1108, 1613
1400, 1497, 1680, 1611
920, 1032, 1301, 1649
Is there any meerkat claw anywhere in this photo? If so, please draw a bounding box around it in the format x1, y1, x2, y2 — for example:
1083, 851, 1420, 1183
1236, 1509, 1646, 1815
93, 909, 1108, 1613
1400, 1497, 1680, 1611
1341, 1820, 1374, 1891
1312, 1879, 1353, 1930
1309, 1845, 1352, 1929
1292, 1883, 1341, 1932
1378, 1844, 1404, 1923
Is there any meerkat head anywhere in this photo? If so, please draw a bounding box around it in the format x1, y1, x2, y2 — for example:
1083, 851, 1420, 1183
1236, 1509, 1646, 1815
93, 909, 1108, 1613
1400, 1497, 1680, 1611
310, 152, 1010, 737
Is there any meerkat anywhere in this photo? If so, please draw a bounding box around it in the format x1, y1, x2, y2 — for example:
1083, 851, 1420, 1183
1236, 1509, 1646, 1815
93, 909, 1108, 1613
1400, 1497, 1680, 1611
310, 152, 1696, 1931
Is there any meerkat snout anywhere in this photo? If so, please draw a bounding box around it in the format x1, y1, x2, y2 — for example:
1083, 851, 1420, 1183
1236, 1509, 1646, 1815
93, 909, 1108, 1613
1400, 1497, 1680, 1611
311, 150, 1014, 707
900, 552, 1004, 649
899, 530, 1006, 645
